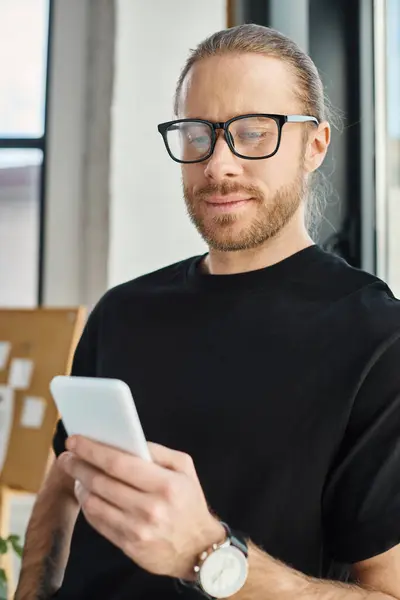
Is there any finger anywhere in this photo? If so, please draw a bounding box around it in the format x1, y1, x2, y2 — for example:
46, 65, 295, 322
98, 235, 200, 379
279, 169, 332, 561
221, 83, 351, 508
148, 442, 197, 477
66, 436, 170, 493
78, 489, 137, 556
59, 453, 149, 513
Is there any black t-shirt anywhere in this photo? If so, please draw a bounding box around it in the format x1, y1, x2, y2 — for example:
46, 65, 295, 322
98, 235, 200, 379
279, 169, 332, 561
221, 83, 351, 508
52, 245, 400, 599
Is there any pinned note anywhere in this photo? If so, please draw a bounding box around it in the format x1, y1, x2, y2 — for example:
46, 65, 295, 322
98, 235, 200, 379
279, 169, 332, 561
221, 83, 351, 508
0, 385, 15, 473
8, 358, 34, 390
20, 396, 47, 429
0, 341, 11, 370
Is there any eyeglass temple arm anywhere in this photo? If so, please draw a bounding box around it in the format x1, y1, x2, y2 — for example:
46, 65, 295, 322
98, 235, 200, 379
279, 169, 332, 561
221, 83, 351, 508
286, 115, 319, 125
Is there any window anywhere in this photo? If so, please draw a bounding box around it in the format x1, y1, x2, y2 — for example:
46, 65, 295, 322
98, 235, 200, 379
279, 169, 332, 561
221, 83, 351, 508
375, 0, 400, 295
0, 0, 50, 306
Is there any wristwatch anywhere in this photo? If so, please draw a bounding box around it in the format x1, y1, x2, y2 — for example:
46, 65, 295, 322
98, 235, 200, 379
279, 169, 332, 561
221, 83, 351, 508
178, 522, 249, 599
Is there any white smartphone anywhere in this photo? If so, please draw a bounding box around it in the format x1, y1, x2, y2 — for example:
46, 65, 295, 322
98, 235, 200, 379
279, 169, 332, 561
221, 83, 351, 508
50, 375, 152, 461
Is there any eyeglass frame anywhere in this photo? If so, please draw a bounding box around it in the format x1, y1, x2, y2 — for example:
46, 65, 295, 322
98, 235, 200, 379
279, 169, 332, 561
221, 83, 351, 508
157, 113, 319, 164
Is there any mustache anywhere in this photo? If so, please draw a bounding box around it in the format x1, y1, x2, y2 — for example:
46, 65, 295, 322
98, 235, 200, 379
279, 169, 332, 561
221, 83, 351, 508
192, 182, 263, 201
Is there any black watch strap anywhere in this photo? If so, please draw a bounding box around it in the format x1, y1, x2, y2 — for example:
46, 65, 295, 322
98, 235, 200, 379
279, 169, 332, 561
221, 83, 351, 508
224, 522, 248, 558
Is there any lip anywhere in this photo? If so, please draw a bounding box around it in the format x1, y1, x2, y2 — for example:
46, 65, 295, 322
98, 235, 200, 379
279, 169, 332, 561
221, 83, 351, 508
205, 194, 252, 205
204, 197, 253, 213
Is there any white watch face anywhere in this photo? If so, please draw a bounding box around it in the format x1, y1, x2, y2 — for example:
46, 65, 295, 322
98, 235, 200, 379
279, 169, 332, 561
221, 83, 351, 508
199, 546, 248, 599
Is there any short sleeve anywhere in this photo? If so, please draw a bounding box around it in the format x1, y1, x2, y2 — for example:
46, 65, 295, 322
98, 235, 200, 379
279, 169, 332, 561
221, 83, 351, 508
52, 303, 101, 457
322, 331, 400, 564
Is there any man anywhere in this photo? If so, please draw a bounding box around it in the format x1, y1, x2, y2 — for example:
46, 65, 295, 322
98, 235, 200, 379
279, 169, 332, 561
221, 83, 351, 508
16, 23, 400, 600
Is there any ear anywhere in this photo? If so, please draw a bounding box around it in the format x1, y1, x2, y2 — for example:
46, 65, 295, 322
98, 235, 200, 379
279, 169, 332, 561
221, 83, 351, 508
304, 121, 331, 173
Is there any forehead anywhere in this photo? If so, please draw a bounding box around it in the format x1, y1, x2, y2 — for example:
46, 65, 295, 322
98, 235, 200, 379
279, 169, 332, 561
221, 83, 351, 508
180, 53, 300, 121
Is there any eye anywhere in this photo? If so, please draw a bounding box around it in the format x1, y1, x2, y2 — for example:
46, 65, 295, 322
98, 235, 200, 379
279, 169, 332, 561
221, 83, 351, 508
188, 134, 210, 147
238, 128, 273, 140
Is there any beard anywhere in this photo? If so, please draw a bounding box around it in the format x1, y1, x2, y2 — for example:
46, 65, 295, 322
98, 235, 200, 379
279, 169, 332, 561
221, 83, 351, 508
183, 169, 307, 252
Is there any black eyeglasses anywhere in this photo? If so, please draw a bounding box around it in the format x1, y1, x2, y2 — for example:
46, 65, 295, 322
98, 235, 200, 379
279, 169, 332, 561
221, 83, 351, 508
157, 113, 319, 164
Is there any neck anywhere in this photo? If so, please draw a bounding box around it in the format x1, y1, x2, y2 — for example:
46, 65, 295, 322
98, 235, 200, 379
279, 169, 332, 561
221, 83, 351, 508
203, 210, 314, 276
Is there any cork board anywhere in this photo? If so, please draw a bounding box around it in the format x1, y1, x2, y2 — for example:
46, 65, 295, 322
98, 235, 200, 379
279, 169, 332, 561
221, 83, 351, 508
0, 308, 86, 493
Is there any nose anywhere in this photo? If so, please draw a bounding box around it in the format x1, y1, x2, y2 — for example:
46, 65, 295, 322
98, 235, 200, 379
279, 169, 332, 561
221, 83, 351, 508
203, 131, 243, 181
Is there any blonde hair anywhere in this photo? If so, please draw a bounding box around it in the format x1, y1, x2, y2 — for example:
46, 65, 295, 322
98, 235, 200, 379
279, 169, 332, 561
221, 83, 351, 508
174, 23, 328, 120
174, 23, 337, 237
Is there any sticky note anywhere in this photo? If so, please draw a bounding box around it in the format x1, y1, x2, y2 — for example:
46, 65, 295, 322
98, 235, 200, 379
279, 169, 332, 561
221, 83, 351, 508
8, 358, 34, 390
0, 385, 15, 473
20, 396, 46, 429
0, 341, 11, 370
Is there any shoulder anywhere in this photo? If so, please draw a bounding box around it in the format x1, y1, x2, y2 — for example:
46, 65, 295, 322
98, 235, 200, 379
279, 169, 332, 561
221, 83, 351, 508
314, 247, 400, 334
300, 248, 400, 365
86, 255, 201, 321
312, 247, 392, 297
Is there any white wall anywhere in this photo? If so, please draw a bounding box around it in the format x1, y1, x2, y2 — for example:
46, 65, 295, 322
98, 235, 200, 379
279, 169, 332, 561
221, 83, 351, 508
109, 0, 227, 287
43, 0, 114, 310
80, 0, 115, 309
0, 196, 38, 307
43, 0, 89, 306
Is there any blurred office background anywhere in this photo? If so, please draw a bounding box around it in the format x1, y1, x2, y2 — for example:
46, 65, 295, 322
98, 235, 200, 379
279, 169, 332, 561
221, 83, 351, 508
0, 0, 399, 582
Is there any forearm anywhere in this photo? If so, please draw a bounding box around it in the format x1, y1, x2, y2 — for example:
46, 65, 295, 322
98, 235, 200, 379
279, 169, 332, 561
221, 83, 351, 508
234, 543, 394, 600
15, 462, 79, 600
